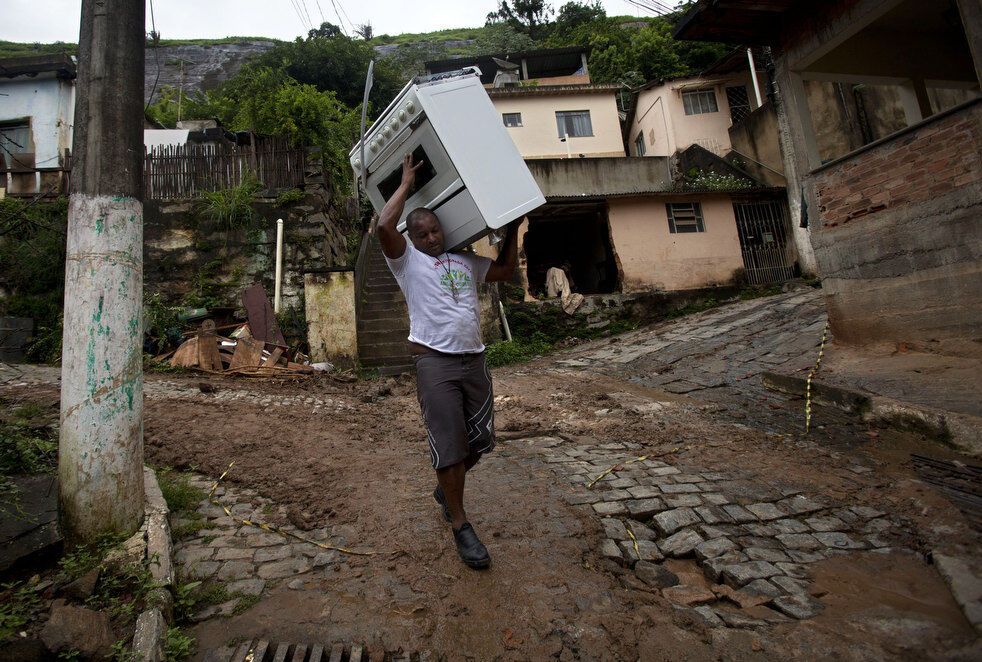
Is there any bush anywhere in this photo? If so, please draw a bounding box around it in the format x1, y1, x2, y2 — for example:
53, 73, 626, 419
485, 338, 551, 368
198, 175, 262, 232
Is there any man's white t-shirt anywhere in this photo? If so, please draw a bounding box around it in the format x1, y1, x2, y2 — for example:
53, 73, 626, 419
385, 242, 493, 354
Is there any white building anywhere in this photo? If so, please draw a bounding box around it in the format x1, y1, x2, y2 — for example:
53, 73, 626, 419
0, 54, 76, 196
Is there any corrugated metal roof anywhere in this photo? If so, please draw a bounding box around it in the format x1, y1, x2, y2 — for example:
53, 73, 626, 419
488, 83, 621, 98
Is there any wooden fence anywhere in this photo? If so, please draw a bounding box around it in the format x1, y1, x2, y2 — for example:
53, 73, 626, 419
144, 137, 306, 200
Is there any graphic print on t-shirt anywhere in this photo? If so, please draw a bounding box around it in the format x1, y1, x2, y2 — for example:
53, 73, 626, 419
434, 256, 475, 299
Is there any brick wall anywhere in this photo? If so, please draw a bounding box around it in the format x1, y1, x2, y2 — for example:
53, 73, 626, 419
814, 101, 981, 227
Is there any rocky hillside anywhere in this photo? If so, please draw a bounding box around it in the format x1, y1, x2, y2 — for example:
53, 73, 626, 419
144, 40, 279, 104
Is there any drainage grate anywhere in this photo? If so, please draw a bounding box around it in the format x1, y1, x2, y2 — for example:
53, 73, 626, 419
203, 640, 430, 662
912, 454, 982, 530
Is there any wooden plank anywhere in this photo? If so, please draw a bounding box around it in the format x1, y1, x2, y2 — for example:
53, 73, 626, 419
289, 643, 307, 662
251, 641, 271, 662
230, 640, 254, 662
262, 347, 284, 367
307, 644, 324, 662
229, 336, 265, 369
197, 320, 224, 371
271, 643, 291, 662
327, 644, 344, 662
171, 337, 199, 367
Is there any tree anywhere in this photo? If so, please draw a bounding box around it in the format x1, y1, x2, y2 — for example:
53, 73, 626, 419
486, 1, 554, 41
476, 23, 537, 54
551, 1, 605, 42
354, 22, 373, 40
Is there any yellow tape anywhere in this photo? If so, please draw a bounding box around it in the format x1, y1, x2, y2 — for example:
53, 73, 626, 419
626, 525, 640, 558
805, 321, 830, 434
587, 455, 649, 489
207, 462, 375, 556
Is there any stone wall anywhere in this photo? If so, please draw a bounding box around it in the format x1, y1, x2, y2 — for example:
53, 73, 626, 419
304, 271, 358, 366
809, 101, 982, 356
143, 177, 352, 320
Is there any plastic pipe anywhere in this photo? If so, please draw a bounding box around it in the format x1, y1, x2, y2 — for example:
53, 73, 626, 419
747, 48, 763, 108
274, 218, 284, 313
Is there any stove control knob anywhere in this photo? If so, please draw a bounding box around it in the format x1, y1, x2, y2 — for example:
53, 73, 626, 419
382, 127, 392, 139
389, 120, 400, 133
370, 141, 379, 153
398, 109, 408, 122
353, 158, 362, 169
405, 100, 416, 113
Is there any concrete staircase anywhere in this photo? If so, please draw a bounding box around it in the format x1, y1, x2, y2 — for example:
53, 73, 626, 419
355, 233, 413, 375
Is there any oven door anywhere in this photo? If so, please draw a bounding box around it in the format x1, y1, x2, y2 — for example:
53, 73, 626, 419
365, 121, 461, 232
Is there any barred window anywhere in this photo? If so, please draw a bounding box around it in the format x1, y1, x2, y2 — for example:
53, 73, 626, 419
634, 132, 646, 156
502, 112, 522, 127
682, 89, 719, 115
667, 202, 705, 233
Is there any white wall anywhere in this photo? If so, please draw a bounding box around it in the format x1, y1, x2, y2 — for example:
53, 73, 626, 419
629, 72, 757, 158
0, 75, 75, 167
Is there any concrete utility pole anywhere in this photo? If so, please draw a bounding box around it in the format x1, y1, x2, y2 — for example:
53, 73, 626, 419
60, 0, 146, 543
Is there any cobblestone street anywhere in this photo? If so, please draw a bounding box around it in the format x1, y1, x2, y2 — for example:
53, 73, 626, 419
3, 290, 979, 660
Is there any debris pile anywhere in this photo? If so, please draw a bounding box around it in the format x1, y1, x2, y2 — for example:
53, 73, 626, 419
157, 284, 326, 377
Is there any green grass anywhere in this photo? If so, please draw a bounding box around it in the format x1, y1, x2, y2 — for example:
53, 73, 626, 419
164, 627, 197, 662
0, 399, 58, 482
0, 581, 42, 642
156, 468, 206, 513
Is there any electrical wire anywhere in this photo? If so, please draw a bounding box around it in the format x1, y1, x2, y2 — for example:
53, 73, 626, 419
314, 0, 326, 24
289, 0, 311, 31
298, 0, 315, 30
336, 0, 356, 34
145, 0, 161, 111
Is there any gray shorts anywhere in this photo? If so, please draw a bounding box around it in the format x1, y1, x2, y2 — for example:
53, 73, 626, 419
414, 351, 495, 470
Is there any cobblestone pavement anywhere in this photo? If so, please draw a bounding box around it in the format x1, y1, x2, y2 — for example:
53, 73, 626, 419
554, 287, 829, 434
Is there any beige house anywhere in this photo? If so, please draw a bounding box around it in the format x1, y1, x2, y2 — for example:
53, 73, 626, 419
626, 70, 761, 158
424, 47, 794, 300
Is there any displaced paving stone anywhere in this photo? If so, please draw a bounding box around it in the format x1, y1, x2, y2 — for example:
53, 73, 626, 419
694, 506, 733, 525
593, 501, 628, 516
601, 539, 624, 565
216, 560, 254, 581
721, 561, 782, 588
257, 558, 312, 580
714, 608, 768, 629
254, 546, 292, 563
746, 503, 785, 521
851, 506, 885, 520
627, 486, 663, 500
772, 594, 825, 619
704, 552, 749, 583
702, 493, 729, 505
609, 478, 637, 489
664, 494, 703, 508
787, 550, 826, 563
694, 536, 737, 561
813, 532, 866, 550
602, 517, 628, 540
653, 508, 701, 536
771, 576, 810, 595
626, 520, 657, 541
226, 578, 266, 596
735, 535, 783, 550
745, 547, 790, 563
776, 533, 823, 551
635, 561, 680, 589
692, 605, 724, 628
619, 540, 663, 565
661, 483, 701, 494
773, 519, 810, 534
722, 504, 757, 523
780, 496, 823, 515
744, 578, 782, 598
599, 489, 633, 501
662, 585, 716, 606
775, 562, 811, 579
743, 524, 778, 537
699, 524, 744, 540
659, 529, 704, 557
805, 516, 847, 532
625, 498, 665, 519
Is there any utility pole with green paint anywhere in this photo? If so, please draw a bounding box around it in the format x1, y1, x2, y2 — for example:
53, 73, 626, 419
59, 0, 146, 543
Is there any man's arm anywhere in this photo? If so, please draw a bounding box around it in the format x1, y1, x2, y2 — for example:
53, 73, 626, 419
485, 220, 522, 283
377, 154, 424, 260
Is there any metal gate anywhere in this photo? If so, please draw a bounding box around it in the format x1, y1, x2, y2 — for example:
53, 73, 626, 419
733, 200, 797, 285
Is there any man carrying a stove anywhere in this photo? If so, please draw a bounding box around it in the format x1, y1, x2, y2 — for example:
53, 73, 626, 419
376, 153, 520, 569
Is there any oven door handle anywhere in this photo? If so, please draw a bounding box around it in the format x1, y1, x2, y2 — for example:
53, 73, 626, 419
427, 178, 465, 210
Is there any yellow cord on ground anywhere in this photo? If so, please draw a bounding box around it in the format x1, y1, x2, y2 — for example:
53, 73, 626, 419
587, 455, 649, 489
207, 462, 375, 556
805, 321, 830, 434
626, 525, 640, 558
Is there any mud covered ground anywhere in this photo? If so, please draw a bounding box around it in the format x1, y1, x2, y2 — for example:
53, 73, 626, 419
3, 291, 979, 660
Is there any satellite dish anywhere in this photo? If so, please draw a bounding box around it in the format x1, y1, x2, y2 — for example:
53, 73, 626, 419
492, 57, 520, 71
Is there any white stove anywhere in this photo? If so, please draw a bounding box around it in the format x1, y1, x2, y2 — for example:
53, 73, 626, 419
350, 68, 545, 251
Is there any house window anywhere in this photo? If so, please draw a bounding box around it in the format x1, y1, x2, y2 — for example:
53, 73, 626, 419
726, 85, 752, 124
667, 202, 705, 233
634, 132, 646, 156
555, 110, 593, 138
682, 89, 719, 116
0, 120, 31, 161
502, 112, 523, 127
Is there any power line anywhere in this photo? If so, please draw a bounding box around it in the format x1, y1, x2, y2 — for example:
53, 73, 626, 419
298, 0, 315, 30
314, 0, 326, 24
328, 0, 349, 35
624, 0, 673, 16
333, 0, 356, 34
145, 0, 161, 111
288, 0, 311, 31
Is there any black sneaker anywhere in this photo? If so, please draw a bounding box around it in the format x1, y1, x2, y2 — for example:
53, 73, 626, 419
432, 486, 451, 523
453, 522, 491, 569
